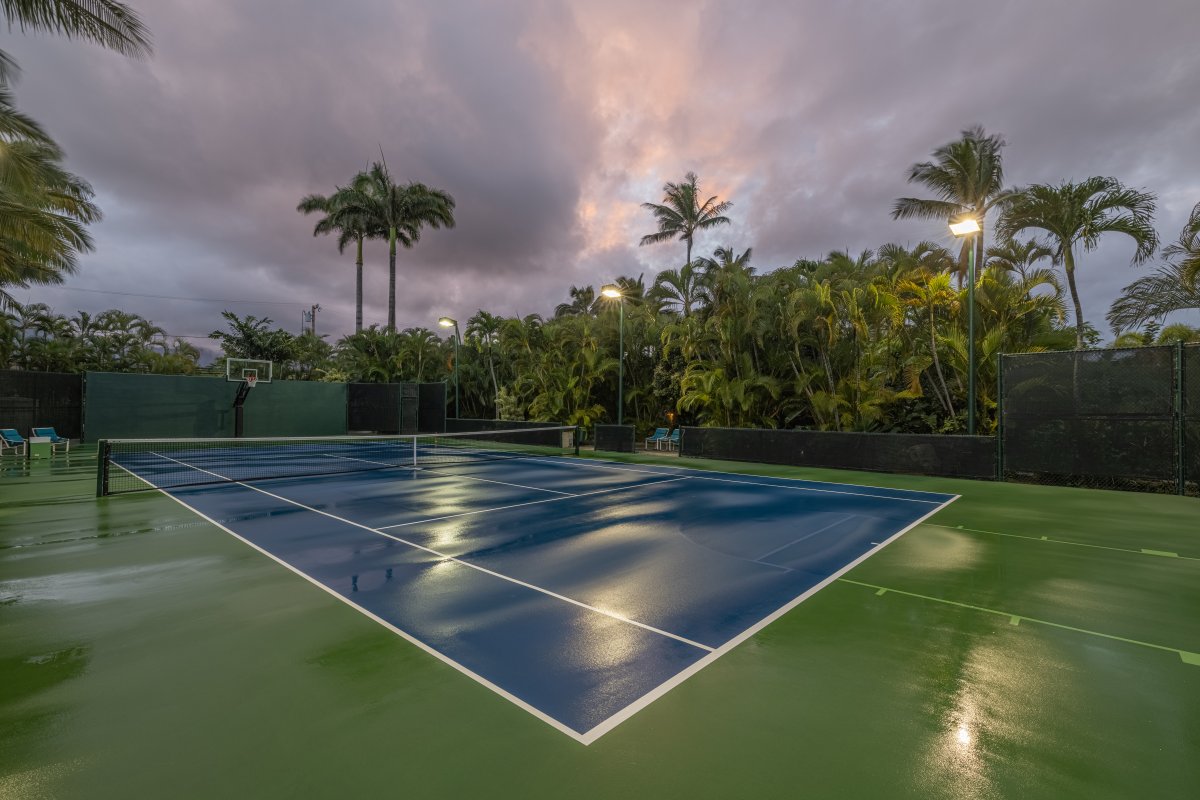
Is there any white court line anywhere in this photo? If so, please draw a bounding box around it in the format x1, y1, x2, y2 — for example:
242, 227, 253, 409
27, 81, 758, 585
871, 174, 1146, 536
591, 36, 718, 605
147, 452, 711, 653
515, 455, 948, 504
563, 454, 960, 499
125, 452, 959, 745
116, 462, 589, 743
321, 453, 573, 495
756, 515, 852, 562
574, 493, 961, 744
378, 479, 690, 529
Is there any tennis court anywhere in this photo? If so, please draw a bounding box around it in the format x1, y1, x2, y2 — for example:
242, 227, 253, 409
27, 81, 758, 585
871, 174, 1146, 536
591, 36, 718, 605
4, 435, 1198, 799
103, 429, 954, 742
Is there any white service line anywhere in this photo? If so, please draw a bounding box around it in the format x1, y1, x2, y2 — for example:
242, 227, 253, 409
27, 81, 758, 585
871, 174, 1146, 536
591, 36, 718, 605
378, 478, 690, 529
321, 452, 574, 495
147, 451, 711, 653
516, 455, 948, 504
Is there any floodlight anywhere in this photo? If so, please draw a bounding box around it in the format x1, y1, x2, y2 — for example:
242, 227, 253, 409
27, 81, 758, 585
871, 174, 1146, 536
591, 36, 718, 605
949, 218, 981, 236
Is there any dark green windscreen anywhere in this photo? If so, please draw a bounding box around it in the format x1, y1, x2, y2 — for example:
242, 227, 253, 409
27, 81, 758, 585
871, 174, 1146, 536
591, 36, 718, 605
83, 373, 347, 440
242, 380, 346, 437
84, 373, 232, 440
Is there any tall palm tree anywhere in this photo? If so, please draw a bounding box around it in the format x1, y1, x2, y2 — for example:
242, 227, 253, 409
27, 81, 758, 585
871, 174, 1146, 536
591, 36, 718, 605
639, 171, 732, 269
892, 126, 1013, 281
999, 177, 1158, 348
0, 0, 151, 83
340, 158, 455, 330
297, 187, 381, 332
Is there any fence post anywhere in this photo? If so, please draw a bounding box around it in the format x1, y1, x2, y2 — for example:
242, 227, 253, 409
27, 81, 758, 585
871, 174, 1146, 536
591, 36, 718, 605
996, 354, 1005, 482
1176, 343, 1185, 496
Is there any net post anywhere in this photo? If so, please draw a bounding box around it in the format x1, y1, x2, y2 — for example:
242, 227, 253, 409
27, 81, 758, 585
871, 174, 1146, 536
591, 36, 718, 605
412, 434, 418, 468
574, 426, 582, 456
96, 439, 111, 497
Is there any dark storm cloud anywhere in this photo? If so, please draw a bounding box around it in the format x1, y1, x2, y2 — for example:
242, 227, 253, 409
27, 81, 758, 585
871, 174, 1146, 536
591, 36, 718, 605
6, 0, 1199, 353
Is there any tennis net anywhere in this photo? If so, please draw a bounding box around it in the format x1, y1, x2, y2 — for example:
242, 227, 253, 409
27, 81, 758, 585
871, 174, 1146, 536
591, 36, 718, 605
96, 426, 580, 496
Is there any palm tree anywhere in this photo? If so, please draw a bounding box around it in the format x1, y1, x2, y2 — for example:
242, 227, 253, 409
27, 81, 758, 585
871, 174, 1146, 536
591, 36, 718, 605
984, 238, 1055, 283
0, 116, 99, 308
340, 158, 455, 330
892, 126, 1013, 281
694, 246, 754, 310
466, 310, 503, 417
554, 285, 595, 318
639, 171, 732, 269
1163, 201, 1200, 288
999, 177, 1158, 348
652, 261, 704, 318
0, 0, 151, 83
297, 187, 381, 332
1107, 262, 1200, 333
0, 2, 151, 306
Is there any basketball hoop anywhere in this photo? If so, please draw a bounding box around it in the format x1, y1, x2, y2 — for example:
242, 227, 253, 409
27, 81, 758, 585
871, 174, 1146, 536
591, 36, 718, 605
245, 374, 258, 389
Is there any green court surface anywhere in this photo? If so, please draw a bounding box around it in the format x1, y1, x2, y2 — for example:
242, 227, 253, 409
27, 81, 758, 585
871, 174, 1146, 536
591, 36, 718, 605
1, 447, 1197, 799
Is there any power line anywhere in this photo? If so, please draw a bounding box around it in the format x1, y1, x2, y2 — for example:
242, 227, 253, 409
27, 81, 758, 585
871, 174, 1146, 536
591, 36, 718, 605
35, 286, 310, 306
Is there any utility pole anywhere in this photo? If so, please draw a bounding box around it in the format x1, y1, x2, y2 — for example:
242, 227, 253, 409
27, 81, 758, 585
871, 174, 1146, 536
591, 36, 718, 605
310, 304, 321, 336
301, 309, 311, 335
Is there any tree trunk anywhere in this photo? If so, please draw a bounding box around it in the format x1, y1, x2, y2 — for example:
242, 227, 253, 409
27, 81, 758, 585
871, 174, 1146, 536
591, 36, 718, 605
355, 235, 364, 333
1063, 247, 1085, 349
929, 303, 955, 416
976, 218, 986, 286
387, 226, 397, 331
488, 344, 499, 419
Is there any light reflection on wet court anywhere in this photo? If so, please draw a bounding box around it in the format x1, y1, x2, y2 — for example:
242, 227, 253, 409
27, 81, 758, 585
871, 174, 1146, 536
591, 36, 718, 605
2, 447, 1198, 798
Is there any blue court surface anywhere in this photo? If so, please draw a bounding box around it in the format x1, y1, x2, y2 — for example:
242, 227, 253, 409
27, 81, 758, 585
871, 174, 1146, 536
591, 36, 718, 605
117, 451, 956, 744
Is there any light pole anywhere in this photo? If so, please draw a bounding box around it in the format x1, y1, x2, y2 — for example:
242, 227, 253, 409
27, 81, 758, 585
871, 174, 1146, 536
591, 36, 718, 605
950, 217, 981, 435
438, 316, 460, 419
601, 285, 625, 425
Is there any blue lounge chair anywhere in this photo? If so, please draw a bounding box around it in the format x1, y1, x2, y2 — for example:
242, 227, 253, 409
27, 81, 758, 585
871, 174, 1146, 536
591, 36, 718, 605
31, 426, 70, 453
644, 427, 669, 449
1, 428, 27, 456
665, 429, 681, 451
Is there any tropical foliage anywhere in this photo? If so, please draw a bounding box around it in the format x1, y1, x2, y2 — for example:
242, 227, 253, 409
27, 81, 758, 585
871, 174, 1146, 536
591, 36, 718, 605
0, 0, 152, 308
998, 176, 1158, 349
1, 303, 199, 372
9, 103, 1200, 438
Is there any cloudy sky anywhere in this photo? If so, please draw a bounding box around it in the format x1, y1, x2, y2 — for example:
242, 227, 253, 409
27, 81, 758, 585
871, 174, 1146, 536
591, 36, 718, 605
7, 0, 1200, 356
